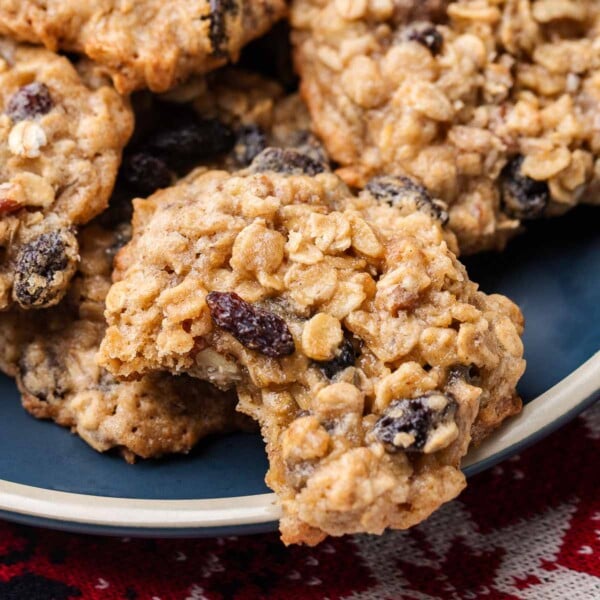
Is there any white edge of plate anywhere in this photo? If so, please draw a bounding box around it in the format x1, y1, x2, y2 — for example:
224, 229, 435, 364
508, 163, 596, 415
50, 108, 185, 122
0, 351, 598, 530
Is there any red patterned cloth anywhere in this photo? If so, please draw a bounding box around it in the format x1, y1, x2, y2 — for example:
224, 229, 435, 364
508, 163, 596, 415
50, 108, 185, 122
1, 402, 598, 600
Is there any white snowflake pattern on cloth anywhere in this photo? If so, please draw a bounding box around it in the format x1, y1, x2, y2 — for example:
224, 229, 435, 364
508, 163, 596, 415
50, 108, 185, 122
344, 403, 600, 599
199, 552, 224, 578
185, 583, 210, 600
347, 499, 600, 599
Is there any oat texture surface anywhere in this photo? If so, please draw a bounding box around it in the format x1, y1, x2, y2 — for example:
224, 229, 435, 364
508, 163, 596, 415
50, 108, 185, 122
0, 38, 132, 311
292, 0, 600, 252
0, 1, 287, 93
98, 162, 525, 543
0, 221, 249, 462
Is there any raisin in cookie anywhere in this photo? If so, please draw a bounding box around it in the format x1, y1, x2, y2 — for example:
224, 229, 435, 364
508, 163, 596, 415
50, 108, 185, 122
0, 39, 133, 311
292, 0, 600, 253
0, 222, 249, 462
119, 69, 324, 197
98, 159, 525, 543
0, 1, 287, 94
191, 69, 324, 170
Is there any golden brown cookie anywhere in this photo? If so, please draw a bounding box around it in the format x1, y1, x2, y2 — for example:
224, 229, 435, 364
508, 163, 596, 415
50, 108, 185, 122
0, 38, 132, 311
292, 0, 600, 253
0, 222, 250, 462
98, 159, 525, 543
0, 1, 287, 93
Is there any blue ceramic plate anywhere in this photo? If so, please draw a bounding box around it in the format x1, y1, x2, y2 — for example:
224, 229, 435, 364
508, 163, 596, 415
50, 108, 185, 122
0, 207, 598, 537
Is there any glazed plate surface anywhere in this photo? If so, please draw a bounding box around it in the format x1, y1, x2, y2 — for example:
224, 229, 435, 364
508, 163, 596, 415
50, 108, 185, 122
0, 207, 598, 537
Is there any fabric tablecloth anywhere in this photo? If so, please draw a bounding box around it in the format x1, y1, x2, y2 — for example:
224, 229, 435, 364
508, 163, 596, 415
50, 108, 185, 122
1, 401, 598, 600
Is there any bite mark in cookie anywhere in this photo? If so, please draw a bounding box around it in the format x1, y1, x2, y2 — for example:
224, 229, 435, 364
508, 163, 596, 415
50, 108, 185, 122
0, 222, 251, 462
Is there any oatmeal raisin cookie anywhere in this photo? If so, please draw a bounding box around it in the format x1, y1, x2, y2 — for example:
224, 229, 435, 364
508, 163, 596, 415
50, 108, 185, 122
0, 38, 132, 311
0, 223, 249, 462
292, 0, 600, 252
98, 159, 525, 543
0, 0, 287, 93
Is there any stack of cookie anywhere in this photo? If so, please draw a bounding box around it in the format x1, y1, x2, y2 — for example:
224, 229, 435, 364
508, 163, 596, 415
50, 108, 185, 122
0, 0, 595, 545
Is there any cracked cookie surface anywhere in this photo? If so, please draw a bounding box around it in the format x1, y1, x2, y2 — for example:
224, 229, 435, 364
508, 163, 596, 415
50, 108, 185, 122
0, 1, 287, 93
98, 163, 525, 543
0, 222, 249, 462
292, 0, 600, 253
0, 38, 132, 311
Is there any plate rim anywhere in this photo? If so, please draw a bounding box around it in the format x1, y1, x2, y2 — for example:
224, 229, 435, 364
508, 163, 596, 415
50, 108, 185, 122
0, 351, 598, 537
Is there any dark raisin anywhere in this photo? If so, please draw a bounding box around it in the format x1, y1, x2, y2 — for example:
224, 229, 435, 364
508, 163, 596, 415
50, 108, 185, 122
249, 147, 327, 176
366, 175, 449, 224
206, 291, 296, 358
501, 156, 549, 219
144, 117, 234, 172
316, 337, 357, 379
405, 0, 450, 22
207, 0, 239, 57
6, 82, 53, 122
13, 229, 77, 309
407, 25, 444, 55
121, 152, 172, 196
292, 131, 330, 166
374, 392, 457, 453
233, 125, 267, 166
